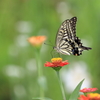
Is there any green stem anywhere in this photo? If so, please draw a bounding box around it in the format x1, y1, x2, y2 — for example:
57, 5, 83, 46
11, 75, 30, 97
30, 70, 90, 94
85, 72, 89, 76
35, 48, 44, 98
56, 71, 67, 100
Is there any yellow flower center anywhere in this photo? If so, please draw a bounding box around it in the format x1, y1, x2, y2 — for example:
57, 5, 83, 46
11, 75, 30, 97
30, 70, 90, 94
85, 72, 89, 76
51, 58, 62, 64
88, 93, 100, 99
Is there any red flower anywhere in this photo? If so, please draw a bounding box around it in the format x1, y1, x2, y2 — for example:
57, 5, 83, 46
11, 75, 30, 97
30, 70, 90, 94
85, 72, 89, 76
44, 58, 69, 67
78, 93, 100, 100
80, 88, 98, 93
78, 95, 89, 100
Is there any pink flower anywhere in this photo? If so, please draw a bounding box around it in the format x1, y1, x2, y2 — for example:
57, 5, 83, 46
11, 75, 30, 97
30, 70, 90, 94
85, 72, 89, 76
80, 88, 98, 93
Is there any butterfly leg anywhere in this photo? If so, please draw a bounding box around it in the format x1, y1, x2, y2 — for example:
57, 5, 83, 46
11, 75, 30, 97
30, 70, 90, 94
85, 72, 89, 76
58, 53, 61, 57
50, 49, 61, 58
50, 49, 54, 58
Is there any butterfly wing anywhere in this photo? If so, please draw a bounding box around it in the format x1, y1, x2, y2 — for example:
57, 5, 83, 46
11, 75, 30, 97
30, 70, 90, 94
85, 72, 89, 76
54, 17, 92, 56
55, 17, 77, 55
65, 17, 77, 40
56, 17, 77, 43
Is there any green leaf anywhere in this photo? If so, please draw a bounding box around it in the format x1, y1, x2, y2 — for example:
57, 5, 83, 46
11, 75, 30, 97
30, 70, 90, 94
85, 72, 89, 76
32, 97, 52, 100
69, 79, 84, 100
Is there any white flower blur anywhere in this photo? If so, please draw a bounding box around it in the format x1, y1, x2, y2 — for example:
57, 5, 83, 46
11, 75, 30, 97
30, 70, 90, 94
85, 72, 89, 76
61, 61, 91, 93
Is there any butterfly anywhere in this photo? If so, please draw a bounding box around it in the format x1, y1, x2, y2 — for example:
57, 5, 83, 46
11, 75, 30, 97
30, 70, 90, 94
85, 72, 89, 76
54, 17, 92, 56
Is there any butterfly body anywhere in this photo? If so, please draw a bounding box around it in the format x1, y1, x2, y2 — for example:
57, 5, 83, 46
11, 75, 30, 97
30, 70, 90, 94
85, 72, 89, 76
54, 17, 92, 56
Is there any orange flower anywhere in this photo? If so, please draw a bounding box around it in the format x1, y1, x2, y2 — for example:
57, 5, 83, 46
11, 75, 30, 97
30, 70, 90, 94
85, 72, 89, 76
28, 36, 46, 46
44, 58, 69, 67
78, 95, 89, 100
87, 93, 100, 100
80, 88, 98, 93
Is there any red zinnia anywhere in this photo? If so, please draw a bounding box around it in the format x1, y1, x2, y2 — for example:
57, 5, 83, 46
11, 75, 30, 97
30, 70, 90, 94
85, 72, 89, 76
80, 88, 98, 93
78, 95, 89, 100
44, 58, 69, 68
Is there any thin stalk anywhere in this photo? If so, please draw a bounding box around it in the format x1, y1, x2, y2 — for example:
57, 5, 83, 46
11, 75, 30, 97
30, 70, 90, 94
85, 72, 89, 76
56, 71, 67, 100
35, 48, 44, 99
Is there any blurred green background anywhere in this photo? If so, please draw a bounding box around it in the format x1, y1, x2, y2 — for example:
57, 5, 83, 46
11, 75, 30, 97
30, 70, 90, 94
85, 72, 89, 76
0, 0, 100, 100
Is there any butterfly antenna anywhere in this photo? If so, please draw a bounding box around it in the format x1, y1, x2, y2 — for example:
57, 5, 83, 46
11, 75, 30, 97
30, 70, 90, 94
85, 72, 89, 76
44, 39, 54, 47
44, 42, 54, 47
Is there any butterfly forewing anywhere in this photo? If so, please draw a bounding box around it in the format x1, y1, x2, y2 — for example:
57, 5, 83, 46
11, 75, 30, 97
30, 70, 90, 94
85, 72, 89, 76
69, 17, 77, 40
56, 17, 77, 43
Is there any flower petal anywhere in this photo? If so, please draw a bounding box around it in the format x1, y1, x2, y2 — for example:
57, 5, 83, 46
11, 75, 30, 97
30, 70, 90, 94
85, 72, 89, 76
80, 88, 98, 93
44, 58, 69, 69
78, 95, 89, 100
28, 36, 46, 46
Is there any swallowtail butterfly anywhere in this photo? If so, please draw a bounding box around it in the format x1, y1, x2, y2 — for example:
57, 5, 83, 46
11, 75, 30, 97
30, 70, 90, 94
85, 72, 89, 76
54, 17, 92, 56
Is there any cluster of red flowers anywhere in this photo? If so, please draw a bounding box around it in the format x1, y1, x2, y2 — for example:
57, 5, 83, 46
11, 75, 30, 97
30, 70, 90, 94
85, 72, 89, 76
78, 88, 100, 100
